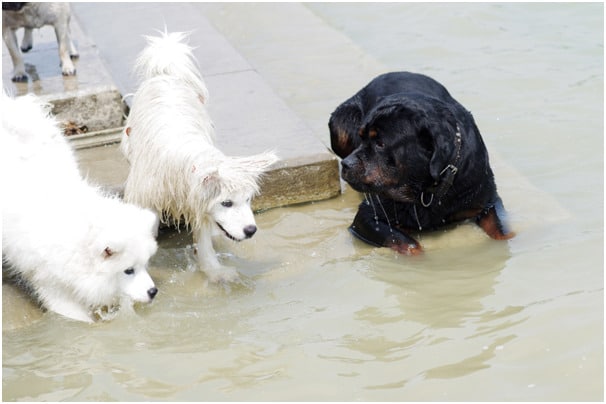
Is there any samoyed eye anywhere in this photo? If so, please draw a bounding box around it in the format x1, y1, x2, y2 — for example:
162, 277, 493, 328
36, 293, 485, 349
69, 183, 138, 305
221, 200, 233, 208
124, 267, 135, 275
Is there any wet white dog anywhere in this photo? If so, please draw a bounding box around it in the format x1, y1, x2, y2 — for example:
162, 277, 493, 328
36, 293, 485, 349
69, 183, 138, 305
2, 2, 79, 81
2, 93, 158, 323
121, 31, 277, 283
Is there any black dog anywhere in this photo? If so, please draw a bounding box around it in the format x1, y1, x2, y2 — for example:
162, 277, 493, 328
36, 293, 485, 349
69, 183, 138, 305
329, 72, 514, 255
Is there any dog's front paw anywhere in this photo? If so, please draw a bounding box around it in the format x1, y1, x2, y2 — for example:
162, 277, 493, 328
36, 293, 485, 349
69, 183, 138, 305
205, 267, 240, 284
390, 240, 424, 256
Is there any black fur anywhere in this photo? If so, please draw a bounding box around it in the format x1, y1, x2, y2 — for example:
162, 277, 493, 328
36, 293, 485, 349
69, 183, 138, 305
329, 72, 514, 255
2, 3, 27, 11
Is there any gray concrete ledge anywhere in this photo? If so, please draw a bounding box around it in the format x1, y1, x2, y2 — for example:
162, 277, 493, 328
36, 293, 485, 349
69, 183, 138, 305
39, 85, 126, 133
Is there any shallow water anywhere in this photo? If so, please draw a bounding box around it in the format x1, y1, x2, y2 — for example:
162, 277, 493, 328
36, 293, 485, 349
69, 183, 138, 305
3, 3, 603, 401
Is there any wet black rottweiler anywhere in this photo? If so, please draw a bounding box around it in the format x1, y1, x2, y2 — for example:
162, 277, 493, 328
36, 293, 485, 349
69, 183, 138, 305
329, 72, 514, 255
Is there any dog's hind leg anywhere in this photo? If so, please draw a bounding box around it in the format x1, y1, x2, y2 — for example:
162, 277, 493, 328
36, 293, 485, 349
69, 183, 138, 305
476, 197, 515, 240
66, 21, 79, 59
20, 28, 33, 52
349, 203, 423, 256
37, 289, 93, 323
3, 27, 27, 81
68, 35, 79, 59
53, 23, 76, 75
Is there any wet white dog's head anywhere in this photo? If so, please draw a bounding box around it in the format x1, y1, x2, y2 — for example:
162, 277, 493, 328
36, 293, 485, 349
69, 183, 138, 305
203, 152, 278, 242
115, 255, 158, 304
210, 193, 258, 241
91, 203, 159, 306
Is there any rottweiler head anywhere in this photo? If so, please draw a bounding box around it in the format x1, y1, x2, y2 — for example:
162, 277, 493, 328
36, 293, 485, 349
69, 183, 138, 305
337, 94, 462, 203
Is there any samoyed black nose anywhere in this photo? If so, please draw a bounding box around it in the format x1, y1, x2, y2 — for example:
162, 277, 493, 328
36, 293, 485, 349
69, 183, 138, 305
243, 225, 257, 238
147, 287, 158, 300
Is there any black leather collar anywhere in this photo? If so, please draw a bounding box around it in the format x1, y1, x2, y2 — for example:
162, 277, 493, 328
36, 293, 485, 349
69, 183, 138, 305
420, 124, 462, 207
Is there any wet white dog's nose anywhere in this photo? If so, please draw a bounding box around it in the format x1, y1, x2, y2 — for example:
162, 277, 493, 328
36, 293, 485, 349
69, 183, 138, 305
243, 225, 257, 238
147, 287, 158, 299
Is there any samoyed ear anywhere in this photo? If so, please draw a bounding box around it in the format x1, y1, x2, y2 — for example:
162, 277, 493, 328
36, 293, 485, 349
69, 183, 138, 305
94, 229, 126, 261
101, 243, 123, 260
199, 168, 224, 200
103, 247, 115, 258
198, 152, 279, 200
235, 150, 279, 177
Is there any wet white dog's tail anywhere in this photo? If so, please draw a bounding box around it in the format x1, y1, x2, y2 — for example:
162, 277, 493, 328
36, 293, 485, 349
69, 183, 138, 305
134, 30, 210, 103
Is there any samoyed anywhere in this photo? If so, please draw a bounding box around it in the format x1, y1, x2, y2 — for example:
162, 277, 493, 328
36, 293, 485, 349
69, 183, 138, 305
120, 31, 277, 283
2, 93, 159, 323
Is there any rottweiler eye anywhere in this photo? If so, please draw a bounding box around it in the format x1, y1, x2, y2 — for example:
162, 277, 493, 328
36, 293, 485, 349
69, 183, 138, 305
221, 200, 233, 208
124, 267, 135, 275
375, 139, 385, 149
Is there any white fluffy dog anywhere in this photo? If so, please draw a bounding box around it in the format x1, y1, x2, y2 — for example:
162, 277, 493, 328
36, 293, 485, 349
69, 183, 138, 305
121, 31, 277, 283
2, 2, 79, 81
2, 93, 158, 323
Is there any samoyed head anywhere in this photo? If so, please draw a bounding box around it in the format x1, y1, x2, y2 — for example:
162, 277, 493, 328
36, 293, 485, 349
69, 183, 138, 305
87, 201, 159, 306
204, 152, 277, 242
210, 192, 258, 241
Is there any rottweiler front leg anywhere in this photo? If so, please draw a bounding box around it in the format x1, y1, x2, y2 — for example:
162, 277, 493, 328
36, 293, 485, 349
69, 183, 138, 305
477, 197, 515, 240
349, 203, 423, 255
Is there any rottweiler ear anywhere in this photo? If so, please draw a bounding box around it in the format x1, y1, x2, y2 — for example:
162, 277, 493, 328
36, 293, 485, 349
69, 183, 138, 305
422, 110, 460, 182
329, 96, 364, 158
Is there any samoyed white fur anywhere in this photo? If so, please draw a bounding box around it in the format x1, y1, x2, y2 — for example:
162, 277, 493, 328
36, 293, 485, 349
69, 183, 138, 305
120, 31, 277, 283
1, 93, 159, 323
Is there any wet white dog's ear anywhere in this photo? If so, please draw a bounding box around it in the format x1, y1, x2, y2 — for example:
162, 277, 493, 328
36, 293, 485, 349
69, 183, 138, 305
103, 247, 114, 258
200, 168, 223, 199
102, 244, 122, 259
253, 150, 279, 170
237, 150, 279, 176
94, 230, 125, 260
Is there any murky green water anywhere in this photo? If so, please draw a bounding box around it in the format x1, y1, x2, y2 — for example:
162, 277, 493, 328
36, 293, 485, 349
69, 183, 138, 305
3, 3, 603, 401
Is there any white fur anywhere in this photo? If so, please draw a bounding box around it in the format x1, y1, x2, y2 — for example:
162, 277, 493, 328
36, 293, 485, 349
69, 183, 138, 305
1, 93, 158, 323
121, 31, 278, 282
2, 2, 79, 81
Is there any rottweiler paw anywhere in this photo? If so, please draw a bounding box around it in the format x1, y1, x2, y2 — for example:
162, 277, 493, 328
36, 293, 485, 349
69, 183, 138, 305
390, 241, 424, 256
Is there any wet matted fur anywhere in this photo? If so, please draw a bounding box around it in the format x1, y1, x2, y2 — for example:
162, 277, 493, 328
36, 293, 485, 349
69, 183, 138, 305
121, 31, 277, 283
